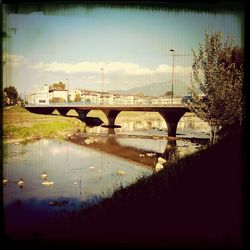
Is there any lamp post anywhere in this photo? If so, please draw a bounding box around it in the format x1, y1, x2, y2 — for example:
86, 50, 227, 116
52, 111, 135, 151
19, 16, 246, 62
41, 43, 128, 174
100, 68, 104, 104
170, 48, 175, 104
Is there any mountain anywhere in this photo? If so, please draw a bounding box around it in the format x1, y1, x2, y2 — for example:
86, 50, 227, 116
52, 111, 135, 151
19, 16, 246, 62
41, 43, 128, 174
112, 80, 189, 97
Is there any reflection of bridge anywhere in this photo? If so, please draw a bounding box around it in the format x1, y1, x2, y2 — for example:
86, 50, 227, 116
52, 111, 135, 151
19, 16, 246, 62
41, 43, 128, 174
69, 135, 178, 169
25, 104, 190, 137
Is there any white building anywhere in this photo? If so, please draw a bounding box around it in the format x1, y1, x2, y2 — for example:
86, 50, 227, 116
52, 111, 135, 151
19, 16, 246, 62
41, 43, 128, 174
68, 89, 82, 102
27, 84, 49, 104
49, 89, 68, 102
27, 84, 68, 104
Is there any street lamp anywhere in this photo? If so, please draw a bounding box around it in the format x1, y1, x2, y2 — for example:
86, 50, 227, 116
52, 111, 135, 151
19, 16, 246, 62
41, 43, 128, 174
170, 48, 175, 104
100, 68, 104, 104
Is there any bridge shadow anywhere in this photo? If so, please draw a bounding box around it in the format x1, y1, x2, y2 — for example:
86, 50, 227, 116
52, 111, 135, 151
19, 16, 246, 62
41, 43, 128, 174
77, 116, 104, 127
52, 113, 104, 127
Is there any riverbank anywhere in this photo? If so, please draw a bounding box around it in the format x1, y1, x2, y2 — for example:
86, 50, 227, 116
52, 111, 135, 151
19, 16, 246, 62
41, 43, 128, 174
3, 106, 86, 143
80, 130, 241, 247
18, 128, 242, 248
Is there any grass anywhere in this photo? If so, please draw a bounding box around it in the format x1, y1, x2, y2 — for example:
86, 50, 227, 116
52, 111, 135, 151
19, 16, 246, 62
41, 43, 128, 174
3, 106, 86, 142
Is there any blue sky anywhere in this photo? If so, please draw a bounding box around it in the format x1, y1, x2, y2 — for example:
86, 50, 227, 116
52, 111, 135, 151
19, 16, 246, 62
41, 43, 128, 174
3, 6, 243, 96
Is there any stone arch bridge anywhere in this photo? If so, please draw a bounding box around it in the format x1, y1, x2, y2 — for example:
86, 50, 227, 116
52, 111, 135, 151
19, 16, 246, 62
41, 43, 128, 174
25, 104, 190, 137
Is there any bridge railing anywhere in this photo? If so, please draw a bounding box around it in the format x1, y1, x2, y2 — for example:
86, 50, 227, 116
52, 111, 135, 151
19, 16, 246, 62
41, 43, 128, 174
26, 98, 186, 107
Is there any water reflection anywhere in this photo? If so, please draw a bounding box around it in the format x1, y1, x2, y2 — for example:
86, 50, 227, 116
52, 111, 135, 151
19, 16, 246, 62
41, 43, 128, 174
3, 114, 209, 238
69, 132, 203, 170
3, 139, 153, 208
85, 114, 210, 139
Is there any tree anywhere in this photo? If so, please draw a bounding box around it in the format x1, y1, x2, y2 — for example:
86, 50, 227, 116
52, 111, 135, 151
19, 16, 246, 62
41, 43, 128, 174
3, 86, 19, 106
164, 91, 174, 97
50, 82, 65, 91
189, 31, 243, 142
49, 97, 65, 103
74, 93, 82, 102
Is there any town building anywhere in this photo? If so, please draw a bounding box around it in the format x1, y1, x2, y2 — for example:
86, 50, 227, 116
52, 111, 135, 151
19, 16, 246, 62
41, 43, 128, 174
49, 89, 68, 102
27, 84, 183, 105
27, 83, 68, 104
27, 84, 49, 104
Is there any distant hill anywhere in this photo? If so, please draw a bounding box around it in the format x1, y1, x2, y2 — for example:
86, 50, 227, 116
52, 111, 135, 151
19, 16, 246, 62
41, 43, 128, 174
112, 80, 189, 96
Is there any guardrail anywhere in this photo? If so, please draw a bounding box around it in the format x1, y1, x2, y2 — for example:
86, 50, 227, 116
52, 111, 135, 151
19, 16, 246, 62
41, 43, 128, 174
25, 100, 185, 107
25, 102, 188, 108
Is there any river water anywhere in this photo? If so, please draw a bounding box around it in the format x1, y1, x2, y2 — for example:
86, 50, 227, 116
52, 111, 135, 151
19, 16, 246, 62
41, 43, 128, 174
3, 115, 210, 237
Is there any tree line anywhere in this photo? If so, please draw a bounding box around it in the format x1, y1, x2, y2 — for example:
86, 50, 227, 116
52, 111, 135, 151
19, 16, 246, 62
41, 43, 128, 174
2, 86, 23, 106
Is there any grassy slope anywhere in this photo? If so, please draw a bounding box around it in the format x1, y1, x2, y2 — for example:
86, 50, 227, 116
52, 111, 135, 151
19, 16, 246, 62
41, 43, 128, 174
43, 130, 243, 248
3, 106, 86, 141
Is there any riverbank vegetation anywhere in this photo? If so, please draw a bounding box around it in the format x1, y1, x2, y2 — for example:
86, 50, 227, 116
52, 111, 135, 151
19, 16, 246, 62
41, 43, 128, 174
189, 31, 243, 142
3, 106, 86, 143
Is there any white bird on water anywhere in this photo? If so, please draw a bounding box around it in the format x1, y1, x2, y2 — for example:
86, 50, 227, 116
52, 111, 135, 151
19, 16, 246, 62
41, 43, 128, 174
3, 178, 8, 185
17, 178, 24, 187
41, 171, 48, 180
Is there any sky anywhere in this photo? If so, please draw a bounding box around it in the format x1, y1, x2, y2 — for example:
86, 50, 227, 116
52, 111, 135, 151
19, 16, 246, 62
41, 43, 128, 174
3, 5, 244, 97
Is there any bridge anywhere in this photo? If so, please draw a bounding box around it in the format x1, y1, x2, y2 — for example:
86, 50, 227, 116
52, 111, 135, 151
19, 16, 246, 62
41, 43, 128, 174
25, 103, 190, 137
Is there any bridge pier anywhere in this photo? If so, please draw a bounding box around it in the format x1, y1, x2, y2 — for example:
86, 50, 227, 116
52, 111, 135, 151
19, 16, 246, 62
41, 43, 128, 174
76, 110, 90, 120
159, 111, 187, 137
102, 110, 121, 127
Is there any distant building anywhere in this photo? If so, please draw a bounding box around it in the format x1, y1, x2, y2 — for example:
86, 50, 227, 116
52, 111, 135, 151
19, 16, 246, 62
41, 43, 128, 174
27, 84, 49, 104
151, 97, 182, 105
49, 89, 68, 102
27, 83, 68, 104
68, 89, 82, 102
28, 84, 182, 105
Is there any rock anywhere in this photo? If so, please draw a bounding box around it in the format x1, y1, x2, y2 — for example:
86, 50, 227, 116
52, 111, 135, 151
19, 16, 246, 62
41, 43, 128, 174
155, 162, 164, 172
84, 138, 94, 144
158, 157, 167, 164
42, 181, 54, 186
146, 152, 156, 157
115, 170, 125, 176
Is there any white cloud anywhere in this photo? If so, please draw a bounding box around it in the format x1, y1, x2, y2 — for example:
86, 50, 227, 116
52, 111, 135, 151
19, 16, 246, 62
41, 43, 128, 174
3, 53, 27, 68
4, 56, 192, 93
31, 61, 153, 75
155, 64, 192, 74
30, 61, 191, 76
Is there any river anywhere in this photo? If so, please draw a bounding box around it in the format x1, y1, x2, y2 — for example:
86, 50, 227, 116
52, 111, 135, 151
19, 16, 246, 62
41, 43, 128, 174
3, 114, 210, 238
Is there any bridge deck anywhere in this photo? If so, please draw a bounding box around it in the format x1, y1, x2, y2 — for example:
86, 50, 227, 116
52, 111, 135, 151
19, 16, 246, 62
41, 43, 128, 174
25, 104, 190, 112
